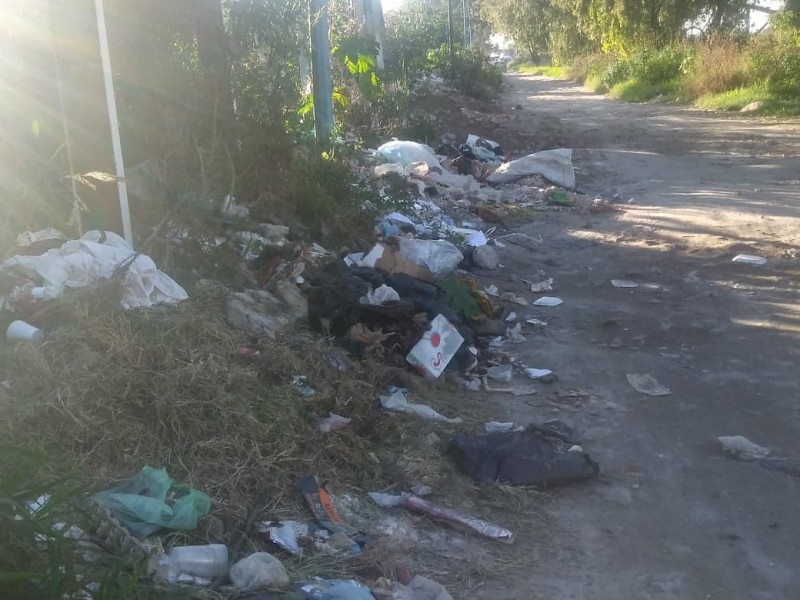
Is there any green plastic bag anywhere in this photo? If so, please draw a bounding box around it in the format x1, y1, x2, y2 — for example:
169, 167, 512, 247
92, 466, 211, 539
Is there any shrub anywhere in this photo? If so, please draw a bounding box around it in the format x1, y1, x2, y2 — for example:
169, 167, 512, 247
629, 45, 692, 84
749, 12, 800, 93
687, 36, 748, 96
426, 45, 503, 99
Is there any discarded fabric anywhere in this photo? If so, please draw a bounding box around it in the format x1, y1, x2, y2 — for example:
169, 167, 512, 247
449, 424, 599, 487
1, 231, 188, 309
487, 148, 575, 189
379, 389, 462, 424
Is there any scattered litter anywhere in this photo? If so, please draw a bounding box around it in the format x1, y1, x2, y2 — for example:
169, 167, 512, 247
463, 377, 482, 391
15, 227, 66, 250
360, 284, 401, 305
533, 296, 563, 307
376, 140, 440, 168
472, 245, 499, 270
158, 544, 228, 585
319, 413, 351, 433
527, 277, 554, 293
228, 288, 306, 339
258, 521, 308, 556
399, 238, 463, 279
6, 320, 44, 344
525, 368, 553, 380
408, 576, 454, 600
718, 435, 770, 460
299, 578, 374, 600
368, 492, 513, 543
410, 484, 433, 497
484, 422, 522, 433
229, 552, 289, 591
1, 230, 188, 309
487, 148, 575, 189
505, 322, 527, 343
91, 466, 211, 539
611, 279, 639, 288
510, 384, 538, 396
360, 243, 434, 281
343, 252, 365, 267
484, 284, 500, 297
406, 314, 464, 379
501, 292, 528, 306
466, 230, 488, 247
296, 476, 360, 555
292, 376, 316, 397
379, 389, 462, 424
626, 373, 672, 396
786, 248, 799, 259
732, 254, 767, 266
486, 365, 513, 383
449, 423, 599, 487
505, 311, 518, 322
526, 318, 547, 328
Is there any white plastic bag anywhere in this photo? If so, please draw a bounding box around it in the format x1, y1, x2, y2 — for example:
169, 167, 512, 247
376, 140, 440, 168
398, 238, 463, 278
487, 148, 575, 188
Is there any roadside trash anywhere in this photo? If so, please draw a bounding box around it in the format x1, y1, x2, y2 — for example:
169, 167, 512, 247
323, 351, 352, 372
91, 466, 211, 539
161, 544, 228, 583
786, 248, 799, 259
299, 579, 374, 600
6, 320, 44, 344
410, 484, 432, 497
372, 578, 416, 600
486, 365, 513, 382
360, 243, 434, 281
485, 422, 522, 433
547, 190, 572, 206
380, 389, 462, 424
406, 314, 464, 379
484, 284, 500, 297
464, 377, 482, 391
449, 424, 599, 487
611, 279, 638, 288
258, 521, 308, 556
471, 245, 499, 270
510, 384, 538, 396
465, 134, 505, 163
360, 284, 401, 306
505, 322, 527, 343
15, 227, 66, 252
409, 576, 453, 600
718, 435, 770, 460
527, 277, 554, 293
505, 312, 518, 322
500, 292, 528, 306
228, 289, 303, 339
525, 368, 553, 380
1, 230, 188, 309
368, 492, 512, 543
376, 140, 440, 168
487, 148, 575, 189
258, 223, 291, 245
526, 318, 547, 328
732, 254, 767, 266
319, 413, 352, 433
626, 373, 671, 396
466, 230, 488, 247
533, 296, 563, 307
230, 552, 289, 591
399, 239, 463, 279
293, 376, 316, 397
297, 476, 356, 536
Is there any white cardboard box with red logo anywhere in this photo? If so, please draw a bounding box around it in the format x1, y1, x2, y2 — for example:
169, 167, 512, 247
406, 314, 465, 379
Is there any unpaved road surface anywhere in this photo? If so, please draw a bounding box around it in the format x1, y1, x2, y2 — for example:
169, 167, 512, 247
473, 76, 800, 599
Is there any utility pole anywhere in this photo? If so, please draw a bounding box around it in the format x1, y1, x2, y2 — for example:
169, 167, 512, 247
462, 0, 468, 47
309, 0, 334, 140
447, 0, 455, 67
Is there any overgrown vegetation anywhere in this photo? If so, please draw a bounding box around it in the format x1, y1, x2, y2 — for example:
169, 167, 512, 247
492, 0, 800, 115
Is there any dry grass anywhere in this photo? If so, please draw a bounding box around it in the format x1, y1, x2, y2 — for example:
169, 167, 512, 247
687, 37, 750, 97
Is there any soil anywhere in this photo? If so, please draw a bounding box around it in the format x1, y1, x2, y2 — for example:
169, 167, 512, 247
447, 75, 800, 599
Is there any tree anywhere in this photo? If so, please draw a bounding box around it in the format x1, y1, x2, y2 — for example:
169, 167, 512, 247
481, 0, 552, 59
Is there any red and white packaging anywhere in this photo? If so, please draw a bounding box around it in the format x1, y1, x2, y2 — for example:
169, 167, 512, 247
406, 314, 464, 379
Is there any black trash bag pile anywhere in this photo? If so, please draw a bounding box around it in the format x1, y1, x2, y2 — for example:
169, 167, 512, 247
448, 422, 600, 487
306, 262, 476, 371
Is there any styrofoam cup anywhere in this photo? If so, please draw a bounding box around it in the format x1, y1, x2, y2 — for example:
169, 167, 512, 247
6, 320, 44, 344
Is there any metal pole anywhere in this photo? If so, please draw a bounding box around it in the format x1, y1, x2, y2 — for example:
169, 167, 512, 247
462, 0, 467, 46
466, 0, 472, 47
447, 0, 454, 67
309, 0, 334, 140
94, 0, 133, 246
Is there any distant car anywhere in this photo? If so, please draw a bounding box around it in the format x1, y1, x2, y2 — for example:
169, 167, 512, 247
490, 52, 514, 71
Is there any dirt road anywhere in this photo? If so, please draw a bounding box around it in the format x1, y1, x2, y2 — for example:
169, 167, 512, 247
473, 76, 800, 599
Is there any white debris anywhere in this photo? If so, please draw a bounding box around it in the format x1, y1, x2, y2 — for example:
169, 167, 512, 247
525, 368, 553, 380
611, 279, 639, 288
626, 373, 671, 396
732, 254, 767, 266
719, 436, 771, 460
533, 296, 563, 307
487, 148, 575, 189
379, 390, 462, 424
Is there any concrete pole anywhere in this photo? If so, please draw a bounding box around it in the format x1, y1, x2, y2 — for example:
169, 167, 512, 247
309, 0, 334, 140
94, 0, 133, 246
